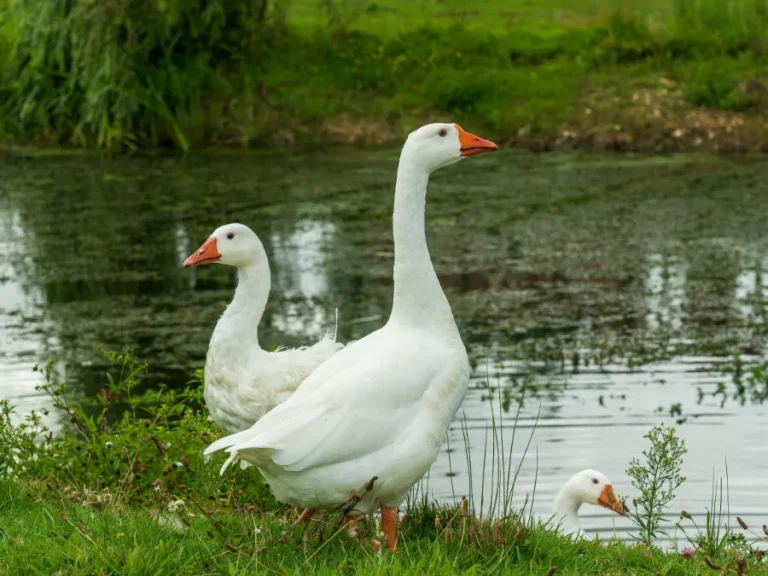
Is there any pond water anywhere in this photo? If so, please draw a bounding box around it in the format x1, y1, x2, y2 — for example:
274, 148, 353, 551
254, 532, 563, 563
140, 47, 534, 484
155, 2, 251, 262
1, 149, 767, 547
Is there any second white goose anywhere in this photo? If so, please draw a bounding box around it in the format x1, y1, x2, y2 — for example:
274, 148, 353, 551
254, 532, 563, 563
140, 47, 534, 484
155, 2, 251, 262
184, 223, 342, 436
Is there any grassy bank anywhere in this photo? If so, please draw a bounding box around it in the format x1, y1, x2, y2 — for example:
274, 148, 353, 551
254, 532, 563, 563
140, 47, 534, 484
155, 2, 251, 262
1, 0, 768, 152
1, 349, 767, 574
4, 480, 764, 576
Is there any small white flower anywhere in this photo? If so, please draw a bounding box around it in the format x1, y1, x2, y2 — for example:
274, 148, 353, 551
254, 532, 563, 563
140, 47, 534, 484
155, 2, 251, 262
254, 527, 262, 535
173, 461, 184, 469
95, 493, 112, 505
153, 484, 161, 493
105, 441, 113, 448
167, 499, 185, 513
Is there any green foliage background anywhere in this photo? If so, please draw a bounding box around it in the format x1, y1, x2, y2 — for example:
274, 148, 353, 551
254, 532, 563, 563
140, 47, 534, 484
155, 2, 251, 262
1, 0, 767, 150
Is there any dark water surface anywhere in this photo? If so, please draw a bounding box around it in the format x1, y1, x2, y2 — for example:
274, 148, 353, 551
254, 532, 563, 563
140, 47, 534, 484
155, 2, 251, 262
1, 150, 766, 545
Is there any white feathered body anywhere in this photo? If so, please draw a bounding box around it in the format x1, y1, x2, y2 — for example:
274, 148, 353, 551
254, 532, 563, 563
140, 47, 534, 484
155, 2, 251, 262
204, 329, 342, 435
205, 319, 469, 514
193, 234, 343, 436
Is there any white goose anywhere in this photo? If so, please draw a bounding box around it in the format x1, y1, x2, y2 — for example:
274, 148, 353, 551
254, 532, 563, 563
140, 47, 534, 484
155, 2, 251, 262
552, 469, 625, 537
204, 123, 498, 551
184, 223, 342, 436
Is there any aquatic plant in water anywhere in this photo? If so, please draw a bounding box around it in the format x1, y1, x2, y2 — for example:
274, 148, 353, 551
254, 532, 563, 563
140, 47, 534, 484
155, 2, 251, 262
707, 353, 768, 407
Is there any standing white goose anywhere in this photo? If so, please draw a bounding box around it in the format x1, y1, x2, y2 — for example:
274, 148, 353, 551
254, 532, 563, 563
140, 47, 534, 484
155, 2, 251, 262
204, 123, 498, 551
184, 223, 342, 436
552, 469, 625, 537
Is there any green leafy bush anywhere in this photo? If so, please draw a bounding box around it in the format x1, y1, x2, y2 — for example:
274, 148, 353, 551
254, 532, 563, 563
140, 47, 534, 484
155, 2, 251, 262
0, 0, 277, 150
0, 347, 271, 509
682, 60, 765, 111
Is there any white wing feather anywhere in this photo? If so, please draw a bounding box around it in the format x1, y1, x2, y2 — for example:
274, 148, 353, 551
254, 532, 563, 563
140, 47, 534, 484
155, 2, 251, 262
212, 327, 447, 474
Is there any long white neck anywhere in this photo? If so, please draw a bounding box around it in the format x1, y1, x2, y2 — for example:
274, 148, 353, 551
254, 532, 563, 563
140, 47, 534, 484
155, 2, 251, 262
210, 253, 271, 353
552, 485, 583, 535
389, 153, 456, 329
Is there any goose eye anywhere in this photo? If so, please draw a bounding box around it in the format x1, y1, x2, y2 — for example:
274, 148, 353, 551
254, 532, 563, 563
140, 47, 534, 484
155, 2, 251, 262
592, 478, 599, 485
438, 128, 448, 137
227, 233, 235, 240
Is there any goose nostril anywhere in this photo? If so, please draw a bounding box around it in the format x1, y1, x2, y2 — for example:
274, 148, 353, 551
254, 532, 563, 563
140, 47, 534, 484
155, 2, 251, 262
198, 249, 204, 254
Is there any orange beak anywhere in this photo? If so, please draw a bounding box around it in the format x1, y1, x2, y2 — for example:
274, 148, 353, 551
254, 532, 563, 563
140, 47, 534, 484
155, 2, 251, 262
456, 124, 498, 157
597, 484, 625, 515
184, 237, 221, 267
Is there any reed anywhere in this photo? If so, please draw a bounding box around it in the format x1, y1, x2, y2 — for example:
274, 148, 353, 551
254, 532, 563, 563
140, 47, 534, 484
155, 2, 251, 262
0, 0, 276, 150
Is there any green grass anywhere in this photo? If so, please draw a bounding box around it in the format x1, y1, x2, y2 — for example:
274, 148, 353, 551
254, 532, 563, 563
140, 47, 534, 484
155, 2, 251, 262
285, 0, 685, 37
1, 0, 767, 150
3, 480, 766, 575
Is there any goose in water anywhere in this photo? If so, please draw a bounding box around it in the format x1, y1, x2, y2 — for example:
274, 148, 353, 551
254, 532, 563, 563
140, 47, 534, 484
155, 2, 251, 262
184, 223, 342, 436
552, 469, 625, 537
204, 123, 498, 551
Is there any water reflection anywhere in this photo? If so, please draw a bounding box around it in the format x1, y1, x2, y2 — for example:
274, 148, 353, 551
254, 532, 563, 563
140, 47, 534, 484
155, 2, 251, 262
645, 252, 686, 331
0, 201, 55, 420
271, 219, 335, 298
734, 257, 768, 324
270, 219, 338, 338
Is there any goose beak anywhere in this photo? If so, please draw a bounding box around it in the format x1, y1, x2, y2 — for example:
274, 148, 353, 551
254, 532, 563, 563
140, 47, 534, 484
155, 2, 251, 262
456, 124, 498, 157
597, 484, 625, 515
184, 237, 221, 267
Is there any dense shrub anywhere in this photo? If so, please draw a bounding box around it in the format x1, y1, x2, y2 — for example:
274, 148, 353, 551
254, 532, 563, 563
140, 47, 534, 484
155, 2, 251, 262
0, 347, 271, 508
0, 0, 279, 150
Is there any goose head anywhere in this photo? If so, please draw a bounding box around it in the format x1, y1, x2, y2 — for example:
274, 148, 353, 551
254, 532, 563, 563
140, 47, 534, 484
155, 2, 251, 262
555, 469, 625, 517
402, 123, 497, 173
184, 223, 264, 268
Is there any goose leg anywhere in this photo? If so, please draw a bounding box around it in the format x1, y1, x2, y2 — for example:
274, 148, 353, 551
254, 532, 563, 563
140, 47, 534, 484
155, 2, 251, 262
292, 507, 314, 526
381, 505, 397, 552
